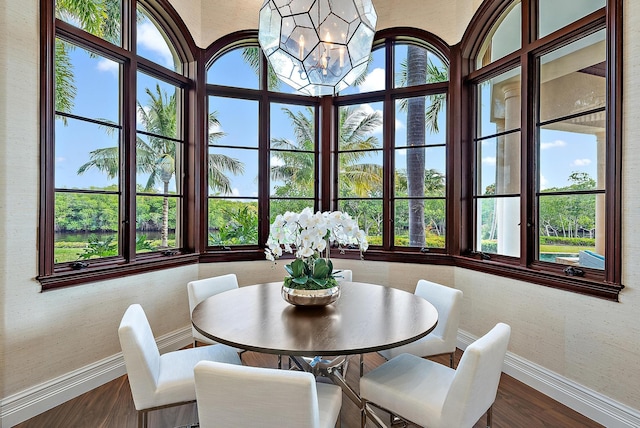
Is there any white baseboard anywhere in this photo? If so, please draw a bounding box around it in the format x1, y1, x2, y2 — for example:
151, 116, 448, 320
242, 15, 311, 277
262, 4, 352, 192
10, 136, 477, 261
3, 327, 639, 428
457, 330, 640, 428
0, 327, 192, 428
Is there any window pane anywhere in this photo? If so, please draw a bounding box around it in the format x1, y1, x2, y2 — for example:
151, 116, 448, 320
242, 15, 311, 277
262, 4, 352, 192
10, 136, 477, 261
338, 150, 383, 197
476, 196, 520, 257
208, 147, 255, 197
338, 199, 382, 245
394, 44, 448, 88
270, 200, 314, 223
208, 47, 260, 89
137, 73, 180, 139
475, 132, 521, 196
539, 126, 603, 193
56, 116, 120, 190
55, 0, 121, 46
55, 39, 120, 122
338, 46, 385, 96
395, 96, 447, 147
208, 199, 259, 246
136, 134, 180, 194
395, 146, 446, 197
394, 199, 445, 248
136, 4, 180, 72
270, 104, 315, 151
54, 192, 120, 262
477, 67, 521, 137
538, 194, 602, 269
338, 103, 383, 151
209, 97, 258, 148
136, 195, 178, 251
476, 1, 521, 69
538, 0, 604, 38
539, 30, 606, 123
270, 151, 315, 197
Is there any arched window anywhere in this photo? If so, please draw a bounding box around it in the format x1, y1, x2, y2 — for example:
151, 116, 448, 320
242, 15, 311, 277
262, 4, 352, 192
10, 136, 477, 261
462, 0, 622, 299
39, 0, 196, 289
202, 30, 449, 261
203, 36, 321, 254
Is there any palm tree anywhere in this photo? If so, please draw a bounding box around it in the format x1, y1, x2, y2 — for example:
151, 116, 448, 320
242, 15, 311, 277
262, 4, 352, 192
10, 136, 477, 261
78, 84, 243, 247
54, 0, 121, 117
397, 49, 448, 246
270, 106, 383, 198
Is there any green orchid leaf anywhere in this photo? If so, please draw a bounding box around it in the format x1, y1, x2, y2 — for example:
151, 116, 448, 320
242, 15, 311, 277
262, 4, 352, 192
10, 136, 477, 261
292, 275, 309, 285
284, 264, 294, 276
290, 258, 306, 277
312, 258, 331, 279
311, 277, 328, 286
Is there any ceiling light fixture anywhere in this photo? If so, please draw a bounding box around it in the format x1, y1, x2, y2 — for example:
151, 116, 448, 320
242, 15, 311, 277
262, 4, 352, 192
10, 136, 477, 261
258, 0, 377, 96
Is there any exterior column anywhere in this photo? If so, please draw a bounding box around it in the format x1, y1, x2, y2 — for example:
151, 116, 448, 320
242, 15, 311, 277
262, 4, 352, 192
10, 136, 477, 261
496, 83, 521, 257
595, 131, 605, 255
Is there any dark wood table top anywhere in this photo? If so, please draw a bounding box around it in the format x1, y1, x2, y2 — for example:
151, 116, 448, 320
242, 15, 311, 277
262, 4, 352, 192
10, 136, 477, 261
192, 281, 438, 356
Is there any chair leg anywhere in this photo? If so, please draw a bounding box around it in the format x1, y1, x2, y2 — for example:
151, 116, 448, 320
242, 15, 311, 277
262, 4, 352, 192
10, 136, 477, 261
360, 353, 364, 377
449, 351, 455, 368
277, 354, 282, 369
486, 405, 493, 428
137, 409, 147, 428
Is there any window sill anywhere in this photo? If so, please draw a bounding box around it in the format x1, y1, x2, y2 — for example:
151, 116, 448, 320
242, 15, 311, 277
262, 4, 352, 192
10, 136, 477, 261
38, 253, 199, 291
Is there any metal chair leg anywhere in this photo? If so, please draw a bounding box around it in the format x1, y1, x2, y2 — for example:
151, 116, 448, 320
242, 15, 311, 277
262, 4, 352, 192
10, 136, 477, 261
449, 351, 455, 368
277, 354, 282, 369
137, 409, 147, 428
360, 353, 364, 377
486, 405, 493, 428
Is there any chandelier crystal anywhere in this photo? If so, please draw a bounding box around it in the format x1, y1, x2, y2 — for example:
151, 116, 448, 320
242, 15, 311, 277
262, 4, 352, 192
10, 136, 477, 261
258, 0, 377, 96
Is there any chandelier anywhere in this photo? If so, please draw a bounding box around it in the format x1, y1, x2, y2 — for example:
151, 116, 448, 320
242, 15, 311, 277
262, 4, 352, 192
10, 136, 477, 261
258, 0, 377, 96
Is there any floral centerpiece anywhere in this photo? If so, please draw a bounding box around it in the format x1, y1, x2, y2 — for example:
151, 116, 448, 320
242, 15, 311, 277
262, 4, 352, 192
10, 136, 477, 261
265, 208, 368, 290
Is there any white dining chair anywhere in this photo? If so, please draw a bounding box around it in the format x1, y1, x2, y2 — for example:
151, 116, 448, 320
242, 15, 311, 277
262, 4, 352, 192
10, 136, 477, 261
360, 323, 511, 428
118, 304, 242, 428
187, 273, 239, 347
194, 360, 343, 428
378, 279, 463, 368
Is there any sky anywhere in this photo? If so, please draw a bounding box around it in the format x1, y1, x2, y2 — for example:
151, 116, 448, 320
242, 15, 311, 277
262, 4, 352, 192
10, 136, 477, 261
55, 19, 601, 200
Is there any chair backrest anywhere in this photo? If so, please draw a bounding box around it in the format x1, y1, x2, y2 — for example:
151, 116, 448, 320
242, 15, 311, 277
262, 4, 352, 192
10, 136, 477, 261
441, 323, 511, 427
187, 273, 239, 313
333, 269, 352, 282
194, 360, 322, 428
118, 304, 161, 410
187, 274, 238, 341
414, 279, 463, 348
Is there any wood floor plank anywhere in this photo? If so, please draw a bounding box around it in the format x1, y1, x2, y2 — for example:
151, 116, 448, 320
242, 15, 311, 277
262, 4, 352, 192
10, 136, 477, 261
15, 349, 603, 428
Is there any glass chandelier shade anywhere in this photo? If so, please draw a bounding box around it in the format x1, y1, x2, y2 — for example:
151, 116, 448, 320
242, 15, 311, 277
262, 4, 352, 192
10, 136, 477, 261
258, 0, 377, 96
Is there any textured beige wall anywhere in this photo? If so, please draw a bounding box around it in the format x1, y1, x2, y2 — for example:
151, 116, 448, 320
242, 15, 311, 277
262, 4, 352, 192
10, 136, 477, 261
1, 0, 639, 418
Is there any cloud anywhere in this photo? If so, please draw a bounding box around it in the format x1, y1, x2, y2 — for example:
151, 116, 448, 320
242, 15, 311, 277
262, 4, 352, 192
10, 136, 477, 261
270, 156, 284, 167
97, 58, 118, 76
572, 158, 592, 166
137, 22, 174, 68
482, 156, 496, 165
358, 68, 385, 93
540, 175, 549, 190
55, 156, 66, 163
396, 149, 406, 156
540, 139, 567, 150
230, 187, 240, 196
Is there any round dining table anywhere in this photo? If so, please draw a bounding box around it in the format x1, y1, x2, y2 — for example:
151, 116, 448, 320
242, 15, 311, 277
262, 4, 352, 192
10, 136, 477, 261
191, 281, 438, 406
192, 281, 438, 357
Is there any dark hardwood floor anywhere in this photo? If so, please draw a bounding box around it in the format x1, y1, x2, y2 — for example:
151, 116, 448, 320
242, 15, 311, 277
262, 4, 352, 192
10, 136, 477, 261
15, 349, 602, 428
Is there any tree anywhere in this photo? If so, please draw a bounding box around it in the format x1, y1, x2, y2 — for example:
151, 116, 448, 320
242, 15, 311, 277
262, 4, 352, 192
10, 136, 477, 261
270, 106, 383, 199
397, 50, 448, 246
78, 85, 243, 247
54, 0, 121, 117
